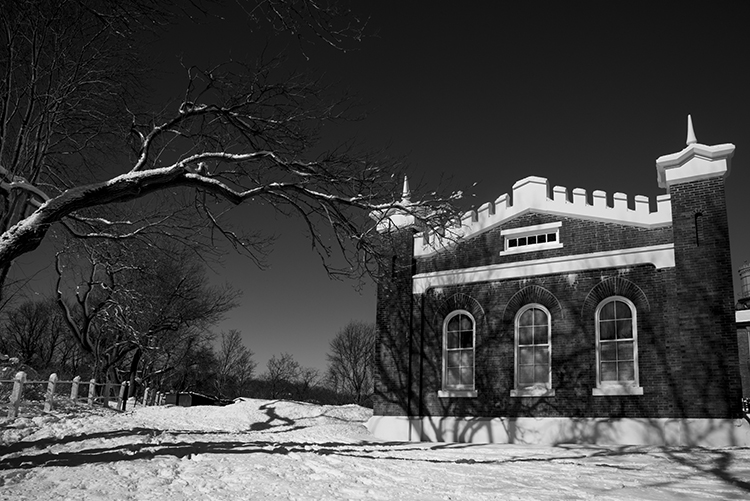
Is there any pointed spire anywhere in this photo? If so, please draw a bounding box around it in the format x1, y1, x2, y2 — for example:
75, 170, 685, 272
401, 175, 411, 203
686, 114, 697, 145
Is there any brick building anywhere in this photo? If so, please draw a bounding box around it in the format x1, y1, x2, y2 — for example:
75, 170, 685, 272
368, 117, 750, 446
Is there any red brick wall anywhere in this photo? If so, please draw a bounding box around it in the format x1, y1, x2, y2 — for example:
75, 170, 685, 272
737, 327, 750, 398
373, 229, 419, 417
373, 177, 743, 420
419, 212, 672, 275
409, 266, 680, 419
669, 177, 742, 417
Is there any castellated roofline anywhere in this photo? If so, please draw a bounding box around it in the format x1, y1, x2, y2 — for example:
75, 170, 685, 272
415, 176, 671, 258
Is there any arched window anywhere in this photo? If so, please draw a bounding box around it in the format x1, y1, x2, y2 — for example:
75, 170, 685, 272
442, 310, 475, 392
512, 304, 553, 397
594, 296, 643, 395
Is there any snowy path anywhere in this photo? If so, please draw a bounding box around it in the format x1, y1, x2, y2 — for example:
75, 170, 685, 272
1, 399, 749, 500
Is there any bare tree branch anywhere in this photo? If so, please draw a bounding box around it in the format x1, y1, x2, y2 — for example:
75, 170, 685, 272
0, 1, 461, 305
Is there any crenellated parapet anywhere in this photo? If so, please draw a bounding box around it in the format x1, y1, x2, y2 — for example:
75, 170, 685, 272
415, 176, 672, 257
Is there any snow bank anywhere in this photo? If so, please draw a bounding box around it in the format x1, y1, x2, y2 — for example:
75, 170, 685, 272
2, 398, 750, 500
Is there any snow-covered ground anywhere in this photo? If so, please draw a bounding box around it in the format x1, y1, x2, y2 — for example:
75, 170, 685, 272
1, 399, 749, 500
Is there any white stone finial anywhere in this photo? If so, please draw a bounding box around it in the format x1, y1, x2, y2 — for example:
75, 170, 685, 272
656, 116, 734, 189
686, 114, 697, 145
401, 175, 411, 203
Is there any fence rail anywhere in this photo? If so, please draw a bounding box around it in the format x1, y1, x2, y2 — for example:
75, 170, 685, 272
1, 371, 167, 418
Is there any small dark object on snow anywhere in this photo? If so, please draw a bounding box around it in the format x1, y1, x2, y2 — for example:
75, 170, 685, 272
165, 392, 224, 407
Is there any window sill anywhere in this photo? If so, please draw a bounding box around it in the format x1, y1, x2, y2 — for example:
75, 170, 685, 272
510, 387, 555, 398
500, 242, 563, 256
438, 390, 478, 398
592, 385, 644, 396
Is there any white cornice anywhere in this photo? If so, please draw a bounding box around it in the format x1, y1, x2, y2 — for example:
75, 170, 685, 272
655, 142, 735, 189
412, 244, 675, 294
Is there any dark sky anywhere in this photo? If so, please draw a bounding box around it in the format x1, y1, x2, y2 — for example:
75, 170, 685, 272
12, 2, 750, 374
167, 2, 750, 373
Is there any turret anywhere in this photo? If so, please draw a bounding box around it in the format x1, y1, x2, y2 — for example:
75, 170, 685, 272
656, 115, 741, 418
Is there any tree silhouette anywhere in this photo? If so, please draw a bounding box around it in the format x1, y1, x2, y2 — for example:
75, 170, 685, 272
0, 0, 458, 303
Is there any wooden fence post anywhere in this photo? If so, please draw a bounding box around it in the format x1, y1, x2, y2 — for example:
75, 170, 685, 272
143, 387, 151, 407
44, 373, 58, 412
103, 381, 111, 408
8, 371, 26, 418
118, 381, 128, 411
88, 379, 96, 406
70, 376, 81, 401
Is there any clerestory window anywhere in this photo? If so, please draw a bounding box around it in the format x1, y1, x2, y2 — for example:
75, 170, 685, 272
500, 222, 563, 256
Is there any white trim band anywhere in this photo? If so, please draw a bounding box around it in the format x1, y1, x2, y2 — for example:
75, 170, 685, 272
501, 221, 562, 236
735, 309, 750, 325
413, 244, 675, 294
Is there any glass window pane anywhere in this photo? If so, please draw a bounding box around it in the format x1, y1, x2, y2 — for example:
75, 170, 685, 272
534, 364, 549, 384
600, 320, 616, 340
447, 351, 460, 368
447, 367, 460, 387
600, 342, 616, 361
508, 238, 517, 248
601, 362, 618, 381
448, 316, 459, 332
459, 315, 473, 331
447, 331, 459, 349
533, 308, 547, 326
617, 319, 633, 339
615, 301, 632, 319
538, 234, 547, 243
528, 235, 537, 245
619, 362, 635, 381
534, 325, 549, 344
460, 350, 473, 367
519, 346, 533, 365
518, 326, 533, 345
535, 346, 549, 365
518, 237, 527, 246
519, 309, 533, 326
460, 331, 473, 349
461, 367, 474, 386
547, 232, 557, 242
617, 341, 634, 361
600, 302, 615, 320
519, 366, 534, 385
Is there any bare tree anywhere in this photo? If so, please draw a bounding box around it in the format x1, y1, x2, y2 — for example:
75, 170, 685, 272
0, 0, 459, 303
162, 331, 218, 395
264, 352, 302, 399
326, 320, 375, 405
1, 298, 64, 370
215, 329, 256, 398
54, 240, 238, 383
295, 367, 321, 401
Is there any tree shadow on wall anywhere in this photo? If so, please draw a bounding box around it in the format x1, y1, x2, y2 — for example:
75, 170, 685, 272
373, 263, 750, 493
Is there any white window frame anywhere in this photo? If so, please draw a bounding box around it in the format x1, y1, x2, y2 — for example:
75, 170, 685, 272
511, 304, 555, 397
593, 296, 644, 396
438, 310, 478, 398
500, 221, 563, 256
